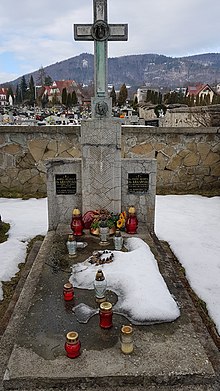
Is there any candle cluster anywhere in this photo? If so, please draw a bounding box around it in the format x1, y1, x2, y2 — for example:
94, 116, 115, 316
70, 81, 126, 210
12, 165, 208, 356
64, 206, 138, 358
63, 271, 134, 358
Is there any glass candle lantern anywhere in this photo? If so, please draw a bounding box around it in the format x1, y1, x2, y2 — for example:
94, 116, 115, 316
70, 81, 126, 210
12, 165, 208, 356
66, 234, 77, 257
99, 301, 113, 329
64, 331, 81, 358
120, 325, 134, 354
125, 206, 138, 234
99, 226, 110, 245
93, 269, 107, 303
113, 230, 123, 250
71, 208, 83, 236
63, 282, 74, 301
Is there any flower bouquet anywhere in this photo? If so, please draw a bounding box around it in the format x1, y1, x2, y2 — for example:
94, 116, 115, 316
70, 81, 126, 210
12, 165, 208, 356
82, 209, 126, 235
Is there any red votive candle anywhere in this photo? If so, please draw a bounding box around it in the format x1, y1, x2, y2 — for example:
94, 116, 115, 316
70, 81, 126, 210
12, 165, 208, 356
63, 282, 74, 301
65, 331, 81, 358
125, 206, 138, 234
125, 214, 138, 234
99, 301, 113, 329
71, 209, 84, 236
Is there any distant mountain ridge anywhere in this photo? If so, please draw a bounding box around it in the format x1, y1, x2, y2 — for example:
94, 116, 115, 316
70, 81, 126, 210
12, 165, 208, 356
4, 52, 220, 90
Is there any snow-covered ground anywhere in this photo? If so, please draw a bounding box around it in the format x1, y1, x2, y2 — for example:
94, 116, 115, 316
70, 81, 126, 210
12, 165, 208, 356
0, 198, 48, 301
0, 195, 219, 333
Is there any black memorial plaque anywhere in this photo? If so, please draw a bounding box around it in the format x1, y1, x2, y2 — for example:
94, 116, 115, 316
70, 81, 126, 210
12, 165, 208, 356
128, 173, 149, 194
55, 174, 77, 195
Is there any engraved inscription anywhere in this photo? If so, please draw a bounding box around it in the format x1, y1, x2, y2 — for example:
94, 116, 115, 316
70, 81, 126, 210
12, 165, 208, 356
55, 174, 77, 195
128, 173, 149, 194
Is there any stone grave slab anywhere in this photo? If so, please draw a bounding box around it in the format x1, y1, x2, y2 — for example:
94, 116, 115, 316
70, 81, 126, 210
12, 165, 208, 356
3, 230, 217, 390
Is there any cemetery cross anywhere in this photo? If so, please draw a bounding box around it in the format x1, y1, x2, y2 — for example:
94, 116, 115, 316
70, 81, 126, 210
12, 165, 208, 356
74, 0, 128, 115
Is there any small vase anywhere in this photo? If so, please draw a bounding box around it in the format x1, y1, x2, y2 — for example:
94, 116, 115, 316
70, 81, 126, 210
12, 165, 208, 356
90, 227, 100, 236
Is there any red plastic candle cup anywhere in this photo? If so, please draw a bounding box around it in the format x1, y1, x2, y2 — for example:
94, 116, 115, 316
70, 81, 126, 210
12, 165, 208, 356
99, 301, 113, 329
63, 282, 74, 301
125, 215, 138, 234
125, 206, 138, 234
71, 208, 83, 236
65, 331, 81, 358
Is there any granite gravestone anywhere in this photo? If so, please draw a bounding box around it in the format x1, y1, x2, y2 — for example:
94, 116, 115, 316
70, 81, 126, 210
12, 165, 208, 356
46, 0, 156, 231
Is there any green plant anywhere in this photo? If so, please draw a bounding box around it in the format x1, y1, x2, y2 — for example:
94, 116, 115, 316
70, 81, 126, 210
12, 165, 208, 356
91, 220, 100, 229
106, 219, 115, 229
0, 221, 10, 243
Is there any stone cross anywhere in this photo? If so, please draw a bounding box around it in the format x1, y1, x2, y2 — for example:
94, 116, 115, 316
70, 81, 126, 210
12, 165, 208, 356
74, 0, 128, 98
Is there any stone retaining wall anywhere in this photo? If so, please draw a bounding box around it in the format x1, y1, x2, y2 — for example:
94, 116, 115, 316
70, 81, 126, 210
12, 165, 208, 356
122, 126, 220, 194
0, 125, 219, 195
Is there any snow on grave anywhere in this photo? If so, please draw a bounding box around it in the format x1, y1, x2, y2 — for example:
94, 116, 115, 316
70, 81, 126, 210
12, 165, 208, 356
70, 237, 180, 325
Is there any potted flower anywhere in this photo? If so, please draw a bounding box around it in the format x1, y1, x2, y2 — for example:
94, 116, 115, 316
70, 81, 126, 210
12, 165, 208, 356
90, 219, 100, 235
84, 208, 126, 236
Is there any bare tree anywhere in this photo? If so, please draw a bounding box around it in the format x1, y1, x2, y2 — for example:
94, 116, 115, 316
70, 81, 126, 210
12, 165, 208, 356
186, 107, 212, 127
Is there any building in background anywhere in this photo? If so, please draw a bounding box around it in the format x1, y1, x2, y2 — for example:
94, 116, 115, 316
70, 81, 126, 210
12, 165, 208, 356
0, 88, 8, 106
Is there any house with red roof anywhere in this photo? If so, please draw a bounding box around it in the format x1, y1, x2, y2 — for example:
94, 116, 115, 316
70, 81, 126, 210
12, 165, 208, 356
0, 88, 8, 106
186, 84, 216, 103
42, 80, 83, 105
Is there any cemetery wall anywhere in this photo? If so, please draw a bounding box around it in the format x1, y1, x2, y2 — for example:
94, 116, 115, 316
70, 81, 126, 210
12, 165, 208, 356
0, 125, 219, 196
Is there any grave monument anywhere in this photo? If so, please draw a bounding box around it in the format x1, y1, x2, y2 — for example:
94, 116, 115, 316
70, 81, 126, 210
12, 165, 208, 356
46, 0, 157, 232
3, 3, 219, 389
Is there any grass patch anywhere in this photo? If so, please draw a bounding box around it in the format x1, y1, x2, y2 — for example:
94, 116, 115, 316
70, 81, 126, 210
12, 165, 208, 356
0, 265, 25, 322
156, 189, 220, 197
0, 190, 46, 199
0, 234, 44, 330
0, 221, 10, 243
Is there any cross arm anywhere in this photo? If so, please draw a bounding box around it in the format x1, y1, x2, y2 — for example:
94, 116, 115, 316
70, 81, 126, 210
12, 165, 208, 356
108, 24, 128, 41
74, 24, 94, 41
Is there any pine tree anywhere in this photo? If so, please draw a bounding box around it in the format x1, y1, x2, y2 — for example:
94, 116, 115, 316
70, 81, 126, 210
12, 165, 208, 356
133, 96, 138, 110
66, 93, 72, 108
205, 93, 210, 105
151, 91, 156, 104
28, 75, 35, 105
145, 89, 152, 103
110, 86, 116, 106
163, 92, 169, 104
212, 94, 217, 105
62, 88, 67, 106
186, 95, 191, 107
20, 75, 28, 102
199, 95, 205, 106
195, 94, 200, 106
117, 83, 128, 107
41, 93, 48, 108
72, 91, 78, 105
44, 75, 53, 86
15, 84, 21, 105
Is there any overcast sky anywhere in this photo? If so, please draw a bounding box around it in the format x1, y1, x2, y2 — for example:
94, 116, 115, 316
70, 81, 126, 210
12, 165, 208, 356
1, 0, 220, 84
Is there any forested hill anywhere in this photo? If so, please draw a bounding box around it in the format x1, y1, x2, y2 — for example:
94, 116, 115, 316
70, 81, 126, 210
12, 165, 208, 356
4, 52, 220, 89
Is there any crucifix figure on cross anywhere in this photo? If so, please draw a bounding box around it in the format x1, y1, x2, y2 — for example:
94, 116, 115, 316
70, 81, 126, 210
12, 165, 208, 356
74, 0, 128, 102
